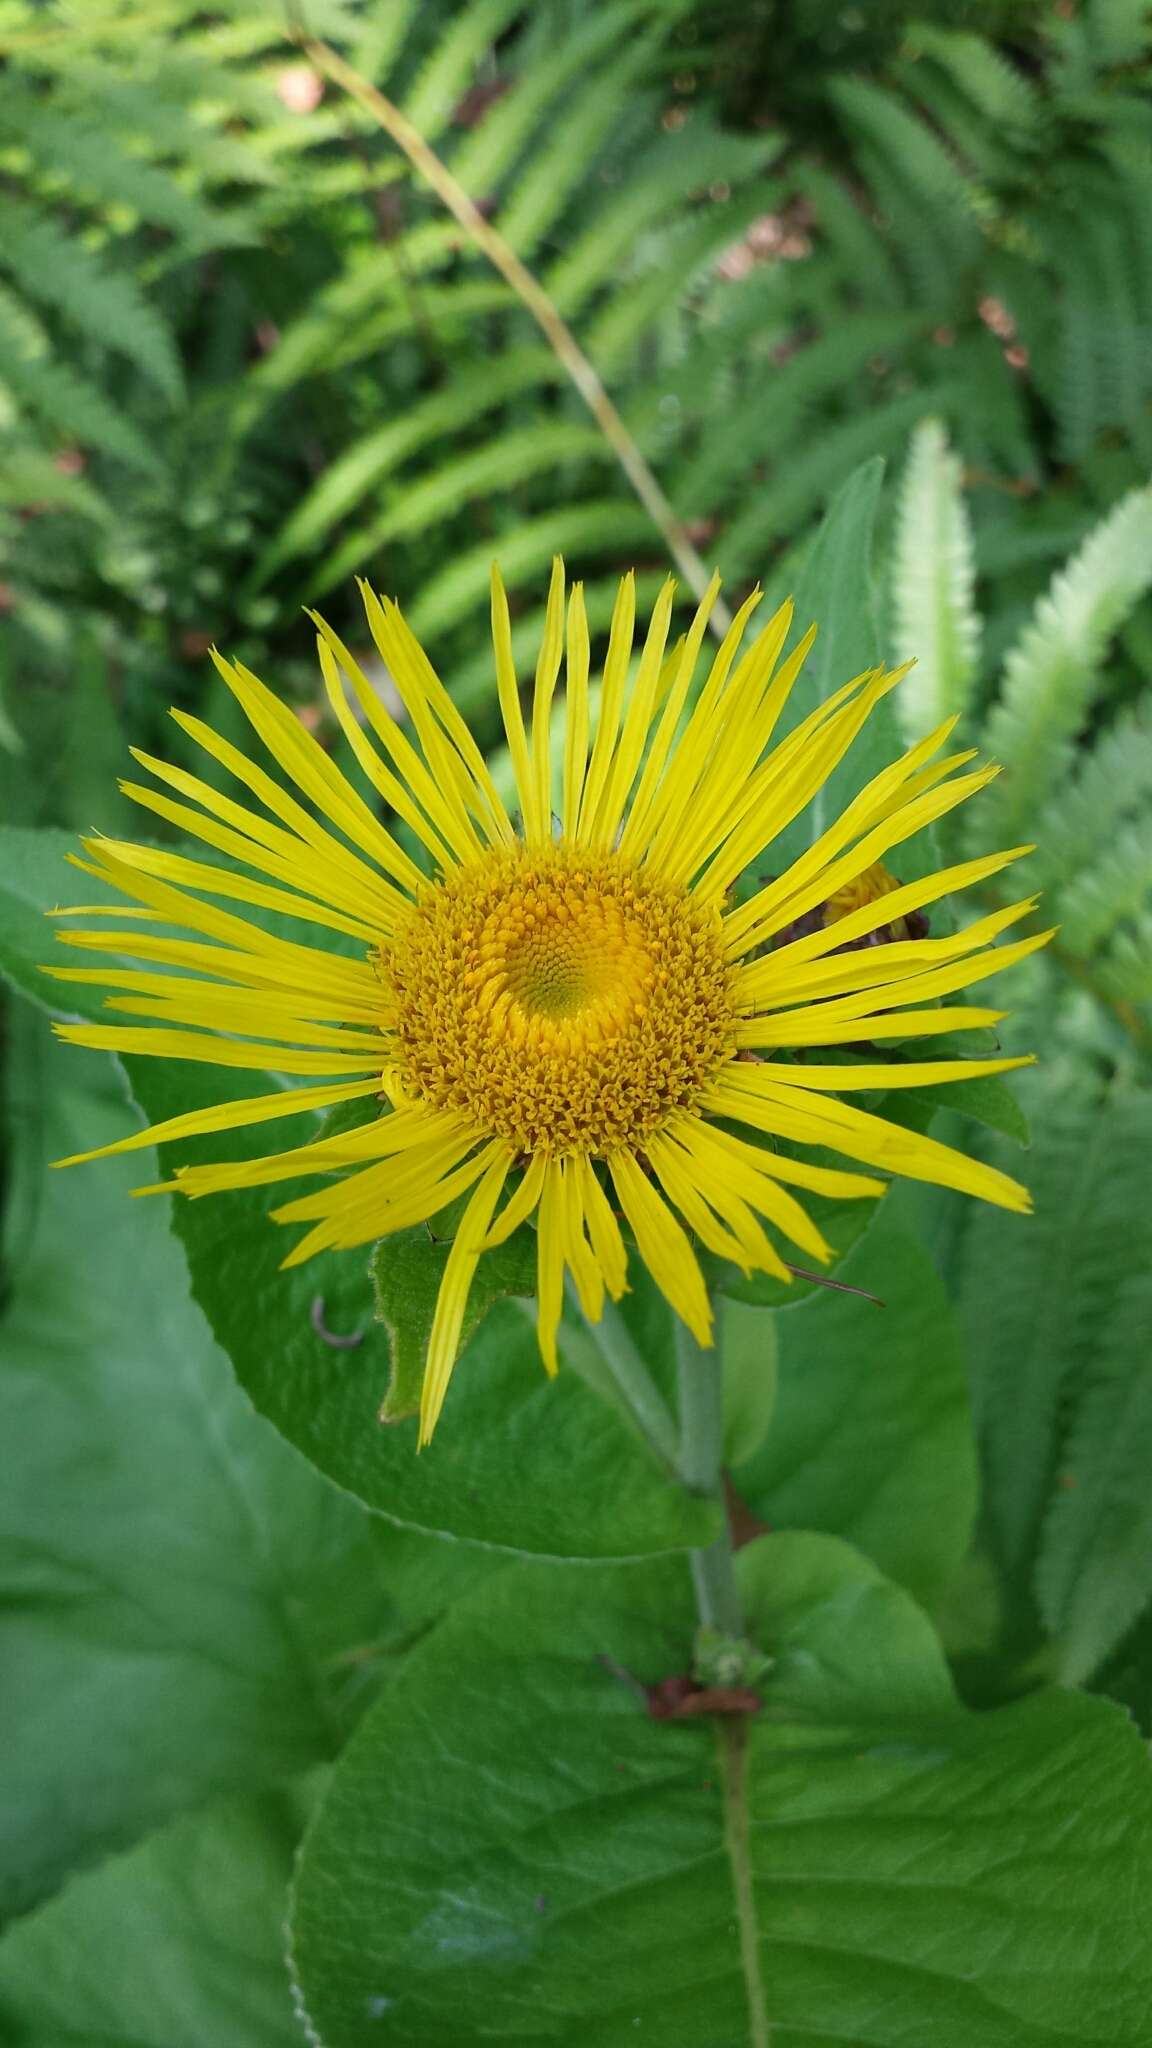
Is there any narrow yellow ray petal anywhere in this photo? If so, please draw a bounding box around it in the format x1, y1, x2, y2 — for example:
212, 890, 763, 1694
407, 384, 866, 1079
749, 1054, 1033, 1092
269, 1123, 481, 1225
92, 831, 383, 945
739, 1004, 1006, 1048
68, 842, 373, 986
483, 1152, 547, 1247
679, 1120, 832, 1261
529, 557, 565, 843
214, 646, 456, 882
729, 843, 1034, 970
126, 745, 400, 929
53, 1020, 383, 1076
101, 990, 389, 1054
45, 963, 380, 1025
589, 574, 676, 850
491, 563, 536, 836
562, 1158, 604, 1323
608, 1149, 711, 1344
280, 1139, 493, 1270
357, 584, 491, 854
707, 1074, 1032, 1212
573, 1156, 628, 1300
642, 603, 808, 873
695, 666, 913, 897
667, 657, 885, 894
561, 582, 591, 839
366, 589, 514, 845
53, 924, 377, 1009
743, 898, 1041, 1013
53, 1076, 380, 1169
734, 1147, 885, 1201
309, 613, 475, 862
535, 1160, 566, 1376
737, 927, 1053, 1043
420, 1148, 513, 1445
729, 762, 1001, 951
618, 575, 737, 859
315, 638, 451, 880
175, 1107, 461, 1201
646, 1130, 783, 1276
576, 571, 635, 841
191, 659, 421, 897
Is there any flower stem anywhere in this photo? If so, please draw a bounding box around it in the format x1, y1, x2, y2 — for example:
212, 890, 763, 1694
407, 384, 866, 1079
675, 1319, 743, 1637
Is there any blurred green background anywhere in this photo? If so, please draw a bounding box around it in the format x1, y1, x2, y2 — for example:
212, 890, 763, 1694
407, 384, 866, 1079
4, 1, 1152, 2031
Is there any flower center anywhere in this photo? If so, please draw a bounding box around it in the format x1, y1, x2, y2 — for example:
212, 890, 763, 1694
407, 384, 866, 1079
381, 846, 736, 1156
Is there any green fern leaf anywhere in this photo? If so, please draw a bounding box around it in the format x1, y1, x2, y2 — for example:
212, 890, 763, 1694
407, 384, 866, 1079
251, 347, 564, 590
956, 1082, 1152, 1642
1035, 1147, 1152, 1682
404, 500, 655, 649
314, 420, 609, 599
1095, 916, 1152, 1003
978, 483, 1152, 842
0, 285, 161, 474
1, 85, 225, 245
496, 18, 661, 259
1034, 706, 1152, 892
890, 418, 981, 743
1058, 813, 1152, 956
909, 25, 1040, 137
0, 196, 182, 398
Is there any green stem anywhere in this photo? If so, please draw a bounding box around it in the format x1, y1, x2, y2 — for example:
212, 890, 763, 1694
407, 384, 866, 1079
559, 1283, 680, 1476
675, 1319, 743, 1637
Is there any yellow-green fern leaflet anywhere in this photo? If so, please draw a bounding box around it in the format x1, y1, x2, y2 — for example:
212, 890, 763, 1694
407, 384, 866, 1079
47, 561, 1050, 1443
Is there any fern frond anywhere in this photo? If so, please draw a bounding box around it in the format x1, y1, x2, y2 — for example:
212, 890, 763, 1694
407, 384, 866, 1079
890, 418, 980, 742
0, 285, 160, 474
0, 196, 182, 397
404, 499, 655, 645
909, 26, 1040, 138
1059, 815, 1152, 957
315, 421, 611, 599
1095, 915, 1152, 1003
545, 125, 771, 319
0, 441, 109, 520
1034, 706, 1152, 891
723, 387, 958, 570
497, 18, 661, 258
252, 346, 564, 589
0, 83, 224, 245
979, 483, 1152, 841
403, 0, 526, 144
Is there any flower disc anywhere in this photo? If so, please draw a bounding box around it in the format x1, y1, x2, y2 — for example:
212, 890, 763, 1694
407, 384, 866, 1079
383, 845, 736, 1157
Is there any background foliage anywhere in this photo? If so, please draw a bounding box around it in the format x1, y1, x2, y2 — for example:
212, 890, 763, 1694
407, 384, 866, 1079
2, 0, 1152, 2041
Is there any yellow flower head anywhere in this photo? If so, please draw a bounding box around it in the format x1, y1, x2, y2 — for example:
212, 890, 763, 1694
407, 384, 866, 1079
49, 563, 1049, 1441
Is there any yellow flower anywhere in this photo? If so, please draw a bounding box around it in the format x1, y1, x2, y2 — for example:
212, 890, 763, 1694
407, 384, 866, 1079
48, 563, 1049, 1441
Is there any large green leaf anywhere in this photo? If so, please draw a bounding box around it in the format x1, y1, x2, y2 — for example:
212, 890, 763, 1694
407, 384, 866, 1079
290, 1534, 1152, 2047
0, 825, 717, 1561
734, 1215, 977, 1606
0, 1790, 305, 2046
770, 461, 901, 866
135, 1060, 715, 1560
0, 1013, 495, 1924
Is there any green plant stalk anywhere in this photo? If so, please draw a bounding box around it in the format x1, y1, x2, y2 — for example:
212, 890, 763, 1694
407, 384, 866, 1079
286, 28, 733, 637
675, 1318, 743, 1637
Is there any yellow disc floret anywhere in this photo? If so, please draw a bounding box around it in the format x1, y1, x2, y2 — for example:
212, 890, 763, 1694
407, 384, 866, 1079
383, 845, 736, 1156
